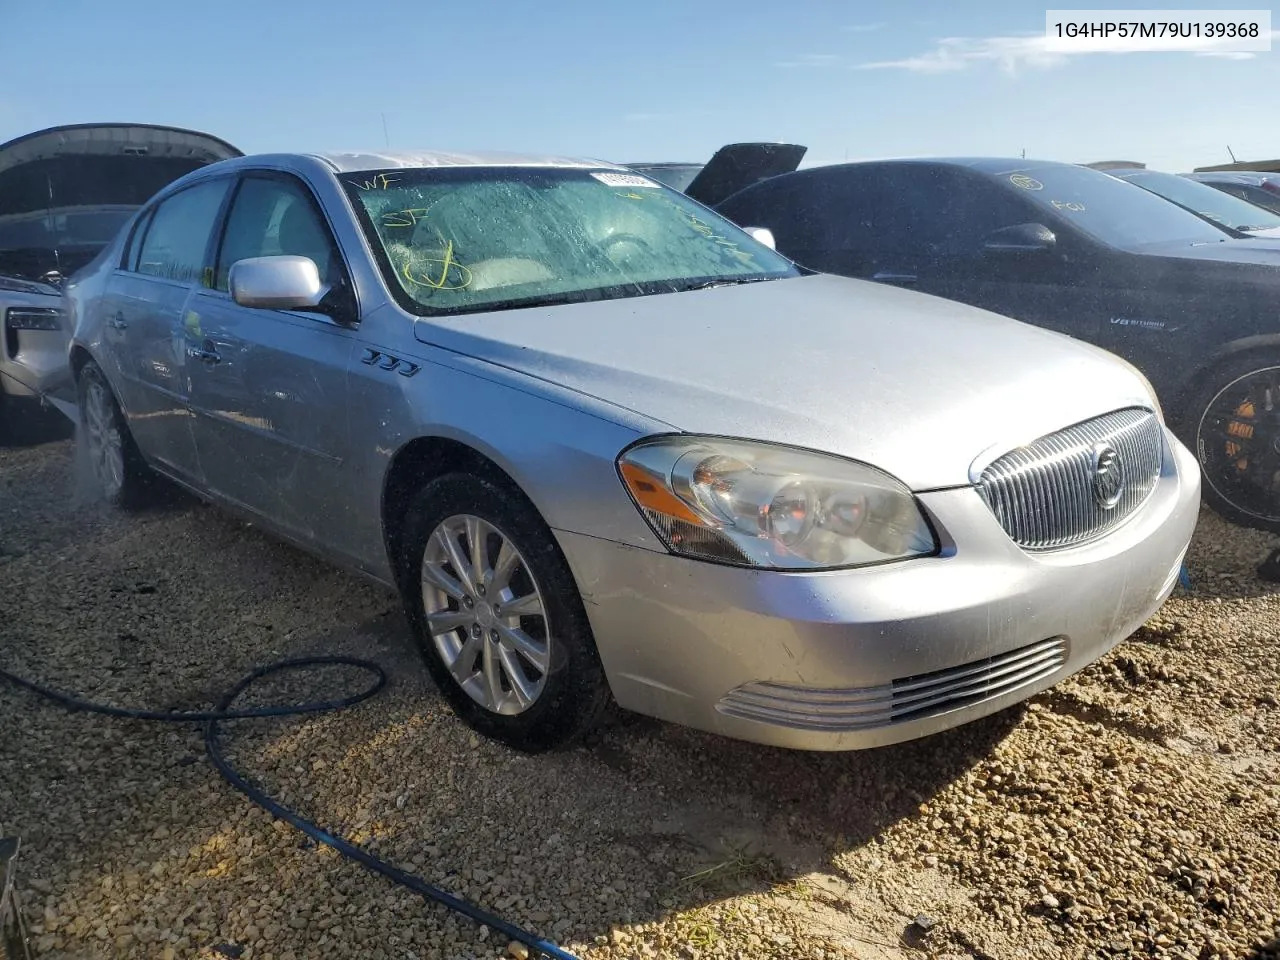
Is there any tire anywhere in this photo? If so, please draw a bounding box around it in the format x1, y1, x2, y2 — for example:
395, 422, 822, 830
1181, 350, 1280, 533
76, 359, 156, 508
398, 471, 611, 752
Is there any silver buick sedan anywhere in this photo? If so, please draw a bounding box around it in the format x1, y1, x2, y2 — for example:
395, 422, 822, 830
64, 150, 1201, 752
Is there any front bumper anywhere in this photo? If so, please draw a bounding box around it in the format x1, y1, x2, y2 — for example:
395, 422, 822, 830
557, 428, 1201, 751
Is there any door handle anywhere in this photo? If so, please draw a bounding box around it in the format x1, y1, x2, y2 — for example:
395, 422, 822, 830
185, 345, 221, 364
108, 313, 128, 331
872, 271, 918, 283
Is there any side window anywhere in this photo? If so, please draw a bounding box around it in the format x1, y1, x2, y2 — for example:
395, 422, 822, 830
874, 168, 1033, 259
121, 209, 153, 271
773, 170, 897, 275
215, 175, 340, 292
136, 178, 232, 284
807, 171, 882, 254
720, 176, 830, 254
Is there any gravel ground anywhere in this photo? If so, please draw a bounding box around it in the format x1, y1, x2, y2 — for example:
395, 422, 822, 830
2, 426, 1278, 960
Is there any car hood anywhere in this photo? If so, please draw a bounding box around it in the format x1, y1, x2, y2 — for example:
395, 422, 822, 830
416, 274, 1156, 491
0, 123, 242, 281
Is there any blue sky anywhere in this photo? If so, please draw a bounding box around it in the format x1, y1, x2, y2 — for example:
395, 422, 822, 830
2, 0, 1277, 172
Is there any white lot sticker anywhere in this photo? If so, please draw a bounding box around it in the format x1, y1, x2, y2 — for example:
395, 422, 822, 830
591, 172, 661, 188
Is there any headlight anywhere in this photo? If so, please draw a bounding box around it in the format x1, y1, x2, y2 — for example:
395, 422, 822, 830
4, 307, 63, 332
617, 436, 937, 570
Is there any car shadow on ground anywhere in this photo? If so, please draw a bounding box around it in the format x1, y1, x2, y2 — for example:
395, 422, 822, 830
195, 601, 1026, 957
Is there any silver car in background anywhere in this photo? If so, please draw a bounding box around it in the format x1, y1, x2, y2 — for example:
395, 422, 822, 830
64, 150, 1200, 752
0, 123, 240, 435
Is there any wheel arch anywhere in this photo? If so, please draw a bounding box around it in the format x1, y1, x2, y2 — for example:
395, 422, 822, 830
379, 434, 546, 594
1174, 334, 1280, 428
68, 342, 95, 381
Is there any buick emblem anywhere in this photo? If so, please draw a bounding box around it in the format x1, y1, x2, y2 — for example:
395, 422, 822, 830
1089, 443, 1125, 509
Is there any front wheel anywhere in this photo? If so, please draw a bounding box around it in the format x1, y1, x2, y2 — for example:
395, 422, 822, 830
1185, 352, 1280, 533
398, 472, 611, 752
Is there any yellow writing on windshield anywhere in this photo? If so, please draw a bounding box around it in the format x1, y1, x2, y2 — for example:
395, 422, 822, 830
349, 173, 399, 191
401, 240, 472, 291
676, 208, 758, 266
382, 208, 431, 228
620, 191, 759, 266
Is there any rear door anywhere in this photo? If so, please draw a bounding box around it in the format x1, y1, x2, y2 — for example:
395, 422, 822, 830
185, 170, 358, 547
106, 176, 233, 482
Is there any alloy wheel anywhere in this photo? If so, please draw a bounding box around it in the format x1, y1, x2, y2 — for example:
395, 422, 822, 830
1197, 365, 1280, 524
420, 514, 552, 716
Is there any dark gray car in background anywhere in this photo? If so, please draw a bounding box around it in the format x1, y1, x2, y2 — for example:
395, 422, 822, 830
0, 123, 241, 436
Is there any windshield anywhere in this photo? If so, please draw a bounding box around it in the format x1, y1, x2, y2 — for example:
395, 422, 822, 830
1116, 169, 1280, 232
990, 164, 1232, 249
0, 208, 136, 279
342, 166, 797, 315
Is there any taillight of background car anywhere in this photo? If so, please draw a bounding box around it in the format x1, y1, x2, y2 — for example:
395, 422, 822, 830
4, 307, 63, 358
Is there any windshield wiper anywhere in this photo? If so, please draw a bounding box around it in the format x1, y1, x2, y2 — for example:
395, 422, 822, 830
440, 283, 645, 317
675, 276, 778, 292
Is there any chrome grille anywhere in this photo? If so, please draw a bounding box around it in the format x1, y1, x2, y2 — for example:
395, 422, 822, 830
716, 637, 1068, 732
976, 408, 1163, 551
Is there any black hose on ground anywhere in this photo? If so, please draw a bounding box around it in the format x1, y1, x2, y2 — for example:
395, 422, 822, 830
0, 657, 580, 960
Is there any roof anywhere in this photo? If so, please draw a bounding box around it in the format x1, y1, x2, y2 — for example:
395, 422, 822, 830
779, 157, 1079, 177
308, 150, 623, 174
1193, 159, 1280, 173
1187, 170, 1280, 183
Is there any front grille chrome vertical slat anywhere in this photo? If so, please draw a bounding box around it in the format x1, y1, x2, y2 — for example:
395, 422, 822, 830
976, 408, 1163, 551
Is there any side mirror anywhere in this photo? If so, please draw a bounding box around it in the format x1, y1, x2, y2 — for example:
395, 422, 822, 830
983, 222, 1056, 254
229, 255, 326, 310
743, 226, 777, 250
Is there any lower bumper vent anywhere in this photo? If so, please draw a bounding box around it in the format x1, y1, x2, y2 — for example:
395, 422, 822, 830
716, 637, 1068, 732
